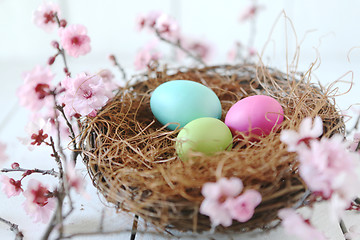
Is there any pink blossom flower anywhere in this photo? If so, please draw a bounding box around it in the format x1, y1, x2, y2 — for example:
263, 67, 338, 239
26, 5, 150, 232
134, 41, 162, 71
248, 47, 257, 57
350, 132, 360, 152
278, 208, 328, 240
200, 177, 243, 227
0, 175, 23, 198
33, 2, 61, 32
136, 11, 162, 31
66, 162, 86, 195
280, 116, 323, 152
345, 225, 360, 240
19, 117, 54, 148
239, 5, 264, 22
23, 179, 56, 224
225, 189, 261, 222
97, 69, 119, 92
135, 14, 147, 31
17, 65, 54, 112
0, 142, 8, 166
44, 106, 72, 141
155, 13, 180, 41
59, 24, 91, 58
179, 37, 214, 62
61, 72, 113, 117
298, 134, 360, 199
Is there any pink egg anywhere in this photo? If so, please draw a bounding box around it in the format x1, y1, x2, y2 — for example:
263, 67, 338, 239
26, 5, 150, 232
225, 95, 284, 136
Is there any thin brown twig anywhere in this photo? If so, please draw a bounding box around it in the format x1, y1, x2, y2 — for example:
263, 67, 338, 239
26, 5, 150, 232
109, 55, 127, 81
54, 13, 70, 76
55, 104, 80, 164
339, 219, 350, 240
42, 137, 66, 240
99, 208, 106, 232
0, 168, 59, 178
0, 217, 24, 240
355, 139, 360, 152
155, 30, 207, 66
130, 215, 139, 240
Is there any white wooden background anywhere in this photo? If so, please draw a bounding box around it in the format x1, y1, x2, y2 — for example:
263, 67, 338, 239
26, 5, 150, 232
1, 0, 360, 239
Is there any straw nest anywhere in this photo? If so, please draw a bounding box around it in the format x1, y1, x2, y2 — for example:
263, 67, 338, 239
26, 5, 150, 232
79, 64, 344, 233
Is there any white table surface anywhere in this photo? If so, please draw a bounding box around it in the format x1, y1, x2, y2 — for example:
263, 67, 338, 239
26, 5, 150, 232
2, 0, 360, 239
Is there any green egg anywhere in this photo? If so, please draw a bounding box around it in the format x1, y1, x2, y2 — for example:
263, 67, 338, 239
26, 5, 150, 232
176, 117, 233, 161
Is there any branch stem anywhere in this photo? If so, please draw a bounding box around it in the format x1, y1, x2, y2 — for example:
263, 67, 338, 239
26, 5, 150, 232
0, 168, 59, 177
0, 217, 24, 240
155, 30, 207, 66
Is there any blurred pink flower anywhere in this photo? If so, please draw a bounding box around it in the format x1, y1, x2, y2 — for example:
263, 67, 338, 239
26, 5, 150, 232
155, 13, 180, 40
136, 11, 162, 31
298, 134, 360, 200
97, 69, 119, 92
278, 208, 328, 240
61, 73, 113, 117
44, 106, 72, 141
280, 116, 323, 152
33, 2, 61, 32
59, 24, 91, 58
239, 5, 264, 22
180, 37, 214, 62
350, 132, 360, 152
23, 179, 55, 224
200, 177, 243, 227
17, 65, 54, 112
248, 47, 257, 57
134, 41, 161, 70
0, 142, 8, 165
135, 14, 147, 31
66, 162, 86, 195
225, 189, 261, 222
0, 176, 23, 198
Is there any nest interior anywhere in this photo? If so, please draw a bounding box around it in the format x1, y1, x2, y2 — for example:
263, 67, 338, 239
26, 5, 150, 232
79, 64, 344, 233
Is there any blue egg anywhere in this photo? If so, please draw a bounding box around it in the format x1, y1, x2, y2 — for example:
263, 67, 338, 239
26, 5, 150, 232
150, 80, 222, 130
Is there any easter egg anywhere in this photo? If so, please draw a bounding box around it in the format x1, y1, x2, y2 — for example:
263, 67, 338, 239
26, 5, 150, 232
176, 117, 233, 160
150, 80, 222, 130
225, 95, 284, 136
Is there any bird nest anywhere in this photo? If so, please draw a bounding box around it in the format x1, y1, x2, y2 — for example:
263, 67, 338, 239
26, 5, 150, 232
79, 64, 344, 234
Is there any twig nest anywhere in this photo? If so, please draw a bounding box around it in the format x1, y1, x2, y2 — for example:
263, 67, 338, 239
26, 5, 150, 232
80, 64, 344, 233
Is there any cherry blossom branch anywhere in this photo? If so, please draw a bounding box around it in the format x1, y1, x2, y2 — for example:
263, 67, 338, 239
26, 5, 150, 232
247, 13, 257, 52
0, 217, 24, 240
130, 215, 139, 240
356, 140, 360, 152
54, 13, 70, 76
109, 55, 127, 81
339, 219, 350, 240
43, 115, 74, 239
42, 137, 67, 240
155, 30, 207, 66
0, 167, 59, 178
55, 104, 80, 164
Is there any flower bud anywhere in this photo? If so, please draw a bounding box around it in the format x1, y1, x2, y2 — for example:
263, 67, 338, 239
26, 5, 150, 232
51, 41, 59, 49
59, 19, 67, 28
11, 162, 20, 169
48, 56, 56, 65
